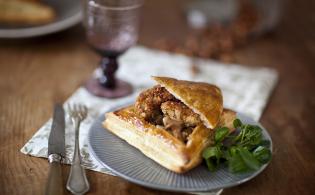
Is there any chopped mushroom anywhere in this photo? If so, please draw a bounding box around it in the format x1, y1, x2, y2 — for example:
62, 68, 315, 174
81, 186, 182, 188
163, 116, 184, 142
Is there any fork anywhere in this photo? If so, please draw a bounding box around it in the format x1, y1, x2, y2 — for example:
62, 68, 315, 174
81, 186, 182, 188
66, 104, 90, 195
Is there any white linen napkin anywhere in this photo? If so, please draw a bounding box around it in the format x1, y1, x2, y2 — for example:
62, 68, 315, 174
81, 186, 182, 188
20, 46, 278, 193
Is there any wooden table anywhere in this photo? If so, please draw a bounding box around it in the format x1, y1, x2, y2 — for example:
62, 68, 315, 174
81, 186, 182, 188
0, 0, 314, 194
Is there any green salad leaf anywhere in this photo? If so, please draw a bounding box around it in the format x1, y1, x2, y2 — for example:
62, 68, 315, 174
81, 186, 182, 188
228, 150, 248, 173
215, 127, 230, 143
202, 146, 222, 171
202, 119, 272, 174
253, 146, 272, 164
205, 158, 217, 172
238, 147, 260, 171
233, 118, 242, 128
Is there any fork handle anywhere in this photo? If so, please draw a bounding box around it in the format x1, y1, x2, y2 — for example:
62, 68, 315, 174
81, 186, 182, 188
45, 154, 64, 195
67, 119, 90, 195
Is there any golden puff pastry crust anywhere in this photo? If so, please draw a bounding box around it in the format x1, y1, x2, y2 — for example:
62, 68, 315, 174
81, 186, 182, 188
103, 106, 215, 173
219, 108, 237, 132
152, 76, 223, 129
103, 106, 236, 173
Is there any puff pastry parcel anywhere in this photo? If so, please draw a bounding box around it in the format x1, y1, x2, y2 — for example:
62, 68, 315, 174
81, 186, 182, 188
103, 76, 236, 173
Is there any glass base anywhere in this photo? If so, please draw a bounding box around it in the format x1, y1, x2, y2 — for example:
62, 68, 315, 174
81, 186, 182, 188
85, 77, 133, 98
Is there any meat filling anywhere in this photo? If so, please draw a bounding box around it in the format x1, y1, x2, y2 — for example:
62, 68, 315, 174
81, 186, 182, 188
161, 101, 201, 127
163, 116, 184, 141
135, 85, 176, 124
135, 85, 202, 142
162, 116, 194, 142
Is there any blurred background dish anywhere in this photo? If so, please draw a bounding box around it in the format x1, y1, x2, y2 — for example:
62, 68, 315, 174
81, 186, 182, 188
185, 0, 283, 33
155, 0, 284, 63
0, 0, 81, 38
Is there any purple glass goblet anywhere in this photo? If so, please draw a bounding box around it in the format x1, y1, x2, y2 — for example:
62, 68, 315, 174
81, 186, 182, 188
83, 0, 142, 98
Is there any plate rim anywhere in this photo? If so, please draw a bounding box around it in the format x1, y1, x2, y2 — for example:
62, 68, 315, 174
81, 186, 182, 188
87, 104, 273, 192
0, 12, 82, 38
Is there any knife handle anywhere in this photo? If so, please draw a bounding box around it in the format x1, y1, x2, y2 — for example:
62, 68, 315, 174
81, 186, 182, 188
45, 154, 64, 195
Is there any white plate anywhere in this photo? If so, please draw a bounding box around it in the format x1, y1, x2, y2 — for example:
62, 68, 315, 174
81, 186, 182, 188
0, 0, 81, 38
88, 105, 273, 192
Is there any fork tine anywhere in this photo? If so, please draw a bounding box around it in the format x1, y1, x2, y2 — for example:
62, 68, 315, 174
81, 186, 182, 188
79, 104, 83, 112
78, 105, 81, 117
83, 106, 88, 116
74, 103, 78, 111
76, 104, 82, 120
82, 105, 87, 119
79, 105, 84, 118
75, 104, 80, 116
67, 104, 72, 115
67, 103, 88, 120
84, 106, 88, 118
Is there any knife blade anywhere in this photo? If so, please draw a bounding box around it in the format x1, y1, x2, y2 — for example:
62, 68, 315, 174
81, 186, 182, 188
45, 104, 65, 195
48, 104, 65, 157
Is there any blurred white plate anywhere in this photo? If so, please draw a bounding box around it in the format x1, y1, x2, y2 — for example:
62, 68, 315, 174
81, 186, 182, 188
0, 0, 81, 38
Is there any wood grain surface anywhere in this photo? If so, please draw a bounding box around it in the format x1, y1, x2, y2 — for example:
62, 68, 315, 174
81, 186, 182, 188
0, 0, 315, 195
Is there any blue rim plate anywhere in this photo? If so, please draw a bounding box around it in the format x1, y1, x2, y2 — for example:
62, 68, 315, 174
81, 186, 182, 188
88, 104, 272, 192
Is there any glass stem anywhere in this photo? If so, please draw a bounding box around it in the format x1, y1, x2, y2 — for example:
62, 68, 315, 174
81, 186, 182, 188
99, 56, 118, 89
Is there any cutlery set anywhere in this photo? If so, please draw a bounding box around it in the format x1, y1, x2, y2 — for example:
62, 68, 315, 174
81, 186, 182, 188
45, 104, 89, 195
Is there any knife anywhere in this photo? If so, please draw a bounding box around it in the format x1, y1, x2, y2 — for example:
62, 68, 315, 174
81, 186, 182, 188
45, 104, 65, 195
